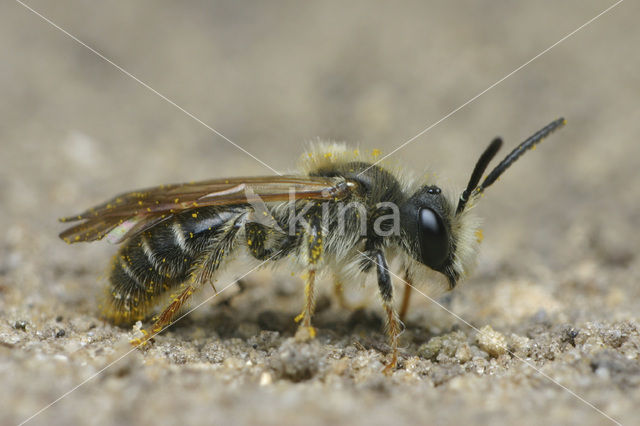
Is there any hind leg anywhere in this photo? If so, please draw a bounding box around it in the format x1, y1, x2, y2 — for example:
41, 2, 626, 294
131, 283, 197, 346
131, 216, 244, 346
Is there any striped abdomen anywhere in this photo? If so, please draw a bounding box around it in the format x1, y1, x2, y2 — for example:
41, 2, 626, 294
102, 206, 245, 325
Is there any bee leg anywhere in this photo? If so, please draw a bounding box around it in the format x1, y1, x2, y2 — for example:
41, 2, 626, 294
398, 273, 413, 323
134, 253, 221, 346
372, 249, 400, 375
294, 270, 317, 341
152, 284, 196, 332
294, 216, 322, 341
132, 247, 227, 346
130, 284, 196, 346
133, 216, 244, 347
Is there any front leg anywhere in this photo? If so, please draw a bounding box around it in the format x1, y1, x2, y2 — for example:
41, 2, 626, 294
372, 249, 401, 375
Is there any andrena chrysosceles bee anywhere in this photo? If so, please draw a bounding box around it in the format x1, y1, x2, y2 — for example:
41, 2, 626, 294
60, 118, 565, 373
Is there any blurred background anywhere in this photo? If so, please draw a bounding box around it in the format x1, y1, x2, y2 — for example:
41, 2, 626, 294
1, 1, 639, 425
2, 1, 639, 268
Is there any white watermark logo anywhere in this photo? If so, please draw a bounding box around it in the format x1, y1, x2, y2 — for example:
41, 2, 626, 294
242, 187, 401, 237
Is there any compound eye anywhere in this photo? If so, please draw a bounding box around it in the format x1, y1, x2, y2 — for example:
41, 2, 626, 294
418, 208, 449, 268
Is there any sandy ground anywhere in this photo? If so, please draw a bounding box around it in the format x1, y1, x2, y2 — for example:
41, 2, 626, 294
1, 1, 640, 425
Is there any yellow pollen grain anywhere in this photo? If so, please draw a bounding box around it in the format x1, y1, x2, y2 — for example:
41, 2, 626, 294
372, 148, 381, 158
475, 229, 484, 243
192, 213, 198, 218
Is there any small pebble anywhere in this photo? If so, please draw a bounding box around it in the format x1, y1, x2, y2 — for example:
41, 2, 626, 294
476, 325, 507, 357
455, 343, 472, 363
259, 372, 273, 386
13, 321, 28, 331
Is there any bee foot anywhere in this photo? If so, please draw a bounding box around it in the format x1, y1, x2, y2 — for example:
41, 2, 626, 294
381, 354, 398, 375
130, 328, 152, 347
130, 336, 150, 347
294, 325, 317, 341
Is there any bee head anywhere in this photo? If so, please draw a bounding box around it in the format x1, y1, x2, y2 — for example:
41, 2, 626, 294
401, 118, 566, 288
400, 185, 456, 283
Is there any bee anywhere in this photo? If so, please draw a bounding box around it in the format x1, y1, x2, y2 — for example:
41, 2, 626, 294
60, 118, 565, 373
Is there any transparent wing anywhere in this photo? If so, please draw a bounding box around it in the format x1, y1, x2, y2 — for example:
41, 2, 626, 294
59, 175, 354, 244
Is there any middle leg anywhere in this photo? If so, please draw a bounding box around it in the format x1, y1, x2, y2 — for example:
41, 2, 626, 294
294, 214, 323, 341
294, 270, 317, 340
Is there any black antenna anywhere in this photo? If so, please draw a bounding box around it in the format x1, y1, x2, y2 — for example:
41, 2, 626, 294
479, 118, 565, 191
456, 117, 566, 215
456, 138, 502, 214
